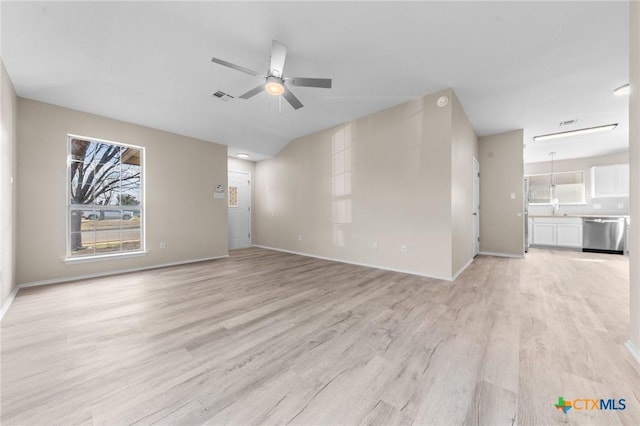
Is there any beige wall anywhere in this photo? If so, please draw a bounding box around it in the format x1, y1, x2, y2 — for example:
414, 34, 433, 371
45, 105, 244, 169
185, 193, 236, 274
629, 0, 640, 360
1, 59, 18, 308
451, 93, 479, 273
16, 99, 229, 285
526, 152, 629, 216
478, 130, 524, 256
255, 89, 477, 280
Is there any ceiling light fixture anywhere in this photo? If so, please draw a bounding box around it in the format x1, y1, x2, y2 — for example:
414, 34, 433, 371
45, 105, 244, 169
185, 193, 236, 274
613, 84, 630, 96
236, 153, 250, 159
265, 76, 285, 96
533, 124, 618, 142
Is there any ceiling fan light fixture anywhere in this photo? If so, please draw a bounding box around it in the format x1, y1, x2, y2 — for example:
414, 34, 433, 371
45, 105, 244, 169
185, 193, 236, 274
613, 83, 630, 96
265, 77, 285, 96
533, 124, 618, 142
211, 39, 331, 109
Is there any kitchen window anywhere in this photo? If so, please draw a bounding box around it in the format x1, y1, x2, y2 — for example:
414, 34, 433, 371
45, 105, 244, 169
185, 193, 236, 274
527, 171, 585, 205
67, 135, 144, 259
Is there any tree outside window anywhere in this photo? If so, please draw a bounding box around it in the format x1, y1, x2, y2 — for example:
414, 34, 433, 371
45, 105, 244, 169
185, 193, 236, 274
68, 135, 144, 258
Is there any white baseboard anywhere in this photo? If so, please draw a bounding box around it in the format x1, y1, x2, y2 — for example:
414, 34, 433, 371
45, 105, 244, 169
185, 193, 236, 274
253, 245, 455, 281
0, 285, 20, 322
3, 255, 230, 321
625, 340, 640, 364
478, 251, 524, 259
18, 255, 230, 289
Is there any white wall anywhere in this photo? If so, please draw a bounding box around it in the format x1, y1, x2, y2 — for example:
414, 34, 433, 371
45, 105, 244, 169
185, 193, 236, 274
478, 130, 525, 257
525, 152, 629, 216
629, 0, 640, 361
228, 157, 255, 176
1, 59, 17, 308
16, 99, 229, 285
255, 89, 477, 280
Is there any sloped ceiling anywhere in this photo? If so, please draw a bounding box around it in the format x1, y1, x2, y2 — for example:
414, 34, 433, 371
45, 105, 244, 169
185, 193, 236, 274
1, 1, 629, 163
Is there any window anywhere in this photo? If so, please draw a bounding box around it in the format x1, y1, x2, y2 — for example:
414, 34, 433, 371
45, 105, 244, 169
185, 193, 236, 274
67, 135, 144, 259
332, 125, 353, 248
527, 171, 585, 204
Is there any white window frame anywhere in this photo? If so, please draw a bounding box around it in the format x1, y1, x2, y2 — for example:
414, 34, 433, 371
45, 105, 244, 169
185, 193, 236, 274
527, 170, 586, 205
66, 134, 146, 262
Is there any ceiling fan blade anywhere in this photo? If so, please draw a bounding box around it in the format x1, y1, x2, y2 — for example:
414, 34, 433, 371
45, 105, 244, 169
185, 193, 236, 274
211, 57, 264, 78
239, 84, 265, 99
287, 77, 332, 89
282, 87, 303, 110
269, 40, 288, 78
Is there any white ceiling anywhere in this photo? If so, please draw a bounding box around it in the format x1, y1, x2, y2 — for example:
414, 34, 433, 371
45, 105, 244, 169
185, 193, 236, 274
1, 1, 629, 163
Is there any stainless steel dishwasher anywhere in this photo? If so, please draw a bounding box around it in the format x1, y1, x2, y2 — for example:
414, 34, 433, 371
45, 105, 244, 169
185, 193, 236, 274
582, 217, 625, 254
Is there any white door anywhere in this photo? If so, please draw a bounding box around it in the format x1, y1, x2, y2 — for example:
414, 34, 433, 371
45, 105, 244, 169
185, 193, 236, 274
473, 157, 480, 256
228, 171, 251, 249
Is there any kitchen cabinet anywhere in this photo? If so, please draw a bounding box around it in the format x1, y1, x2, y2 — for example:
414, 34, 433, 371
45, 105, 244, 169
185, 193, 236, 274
556, 223, 582, 247
530, 217, 583, 248
591, 164, 629, 198
532, 222, 555, 245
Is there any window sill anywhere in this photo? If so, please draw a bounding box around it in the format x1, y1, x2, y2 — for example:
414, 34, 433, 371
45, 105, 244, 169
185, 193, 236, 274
65, 250, 148, 264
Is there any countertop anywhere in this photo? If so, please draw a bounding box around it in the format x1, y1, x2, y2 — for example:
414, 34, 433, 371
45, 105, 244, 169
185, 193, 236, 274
528, 214, 630, 223
528, 214, 629, 218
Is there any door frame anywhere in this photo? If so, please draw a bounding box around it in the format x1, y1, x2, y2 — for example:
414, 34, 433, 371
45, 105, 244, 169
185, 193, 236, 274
228, 170, 252, 249
473, 157, 480, 257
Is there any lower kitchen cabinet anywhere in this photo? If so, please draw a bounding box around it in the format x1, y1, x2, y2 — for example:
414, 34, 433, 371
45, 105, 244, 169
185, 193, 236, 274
530, 217, 583, 248
532, 223, 555, 245
556, 223, 583, 247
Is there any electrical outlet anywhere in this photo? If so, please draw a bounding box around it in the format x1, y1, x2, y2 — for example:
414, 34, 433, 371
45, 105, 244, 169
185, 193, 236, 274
160, 242, 166, 249
401, 245, 407, 253
298, 235, 302, 241
618, 203, 624, 209
372, 241, 378, 250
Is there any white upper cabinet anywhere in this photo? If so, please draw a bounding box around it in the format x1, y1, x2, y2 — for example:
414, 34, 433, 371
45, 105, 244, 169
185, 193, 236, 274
617, 164, 629, 195
591, 164, 629, 198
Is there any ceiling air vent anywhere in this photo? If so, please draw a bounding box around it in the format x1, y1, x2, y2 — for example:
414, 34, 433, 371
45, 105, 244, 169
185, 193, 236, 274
212, 90, 234, 102
559, 119, 578, 127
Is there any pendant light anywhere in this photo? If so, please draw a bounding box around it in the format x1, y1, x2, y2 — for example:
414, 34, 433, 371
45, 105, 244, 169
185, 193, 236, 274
549, 152, 555, 187
549, 152, 559, 213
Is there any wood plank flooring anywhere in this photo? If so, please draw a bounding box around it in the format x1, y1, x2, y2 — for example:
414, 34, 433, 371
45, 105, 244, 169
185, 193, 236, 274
1, 247, 638, 425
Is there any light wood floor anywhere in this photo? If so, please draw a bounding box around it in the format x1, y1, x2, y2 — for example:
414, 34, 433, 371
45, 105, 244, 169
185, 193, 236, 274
1, 247, 639, 425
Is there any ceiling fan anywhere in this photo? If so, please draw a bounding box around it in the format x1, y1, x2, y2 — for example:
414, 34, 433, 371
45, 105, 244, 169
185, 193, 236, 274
211, 40, 332, 110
